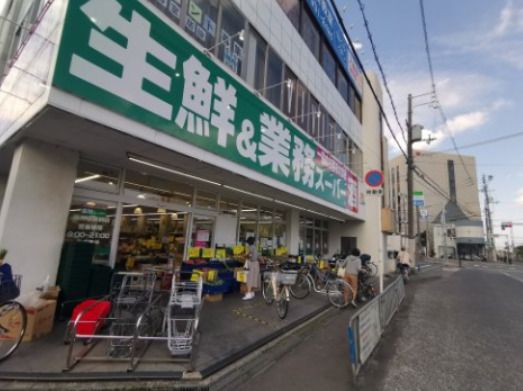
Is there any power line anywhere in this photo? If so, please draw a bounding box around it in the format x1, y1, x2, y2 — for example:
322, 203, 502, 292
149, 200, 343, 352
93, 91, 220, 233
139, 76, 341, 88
331, 1, 408, 160
337, 0, 474, 219
436, 131, 523, 153
355, 0, 408, 145
418, 0, 475, 187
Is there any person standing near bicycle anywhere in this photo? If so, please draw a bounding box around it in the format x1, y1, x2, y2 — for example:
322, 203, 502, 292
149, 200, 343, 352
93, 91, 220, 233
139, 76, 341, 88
396, 247, 412, 276
339, 248, 361, 308
0, 249, 19, 302
242, 237, 261, 301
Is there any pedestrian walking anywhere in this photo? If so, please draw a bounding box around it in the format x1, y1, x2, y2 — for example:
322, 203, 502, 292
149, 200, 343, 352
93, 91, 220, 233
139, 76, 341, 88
396, 247, 412, 275
243, 237, 261, 300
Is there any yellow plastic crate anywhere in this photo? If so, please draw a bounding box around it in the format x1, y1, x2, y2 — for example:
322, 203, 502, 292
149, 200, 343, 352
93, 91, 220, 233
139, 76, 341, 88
191, 270, 204, 282
235, 270, 248, 283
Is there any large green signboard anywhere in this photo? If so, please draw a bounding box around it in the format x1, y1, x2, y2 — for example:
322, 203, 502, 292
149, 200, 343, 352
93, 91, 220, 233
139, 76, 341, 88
53, 0, 359, 212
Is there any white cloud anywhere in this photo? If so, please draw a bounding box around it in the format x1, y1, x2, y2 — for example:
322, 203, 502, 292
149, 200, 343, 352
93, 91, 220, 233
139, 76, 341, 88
446, 111, 488, 133
516, 188, 523, 205
384, 71, 500, 155
435, 1, 523, 69
493, 0, 523, 37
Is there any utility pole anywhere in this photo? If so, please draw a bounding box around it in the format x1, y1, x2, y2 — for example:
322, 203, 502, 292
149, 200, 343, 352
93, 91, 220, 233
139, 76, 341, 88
482, 175, 495, 261
407, 94, 414, 242
441, 206, 448, 265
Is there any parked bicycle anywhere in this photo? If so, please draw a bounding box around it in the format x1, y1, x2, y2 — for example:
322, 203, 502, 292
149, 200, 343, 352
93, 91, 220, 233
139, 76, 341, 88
262, 260, 298, 319
289, 260, 353, 308
0, 274, 27, 362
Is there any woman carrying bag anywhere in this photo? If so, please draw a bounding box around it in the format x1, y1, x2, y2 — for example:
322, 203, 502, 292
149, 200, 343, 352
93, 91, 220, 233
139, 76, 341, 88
243, 237, 261, 300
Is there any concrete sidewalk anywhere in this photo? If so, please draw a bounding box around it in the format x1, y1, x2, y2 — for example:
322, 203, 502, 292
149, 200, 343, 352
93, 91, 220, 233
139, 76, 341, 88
357, 266, 523, 391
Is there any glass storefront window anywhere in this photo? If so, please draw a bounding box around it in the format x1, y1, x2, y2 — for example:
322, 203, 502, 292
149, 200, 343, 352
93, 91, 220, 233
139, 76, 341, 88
217, 0, 245, 76
295, 80, 309, 133
258, 208, 273, 255
265, 47, 283, 110
239, 203, 257, 243
191, 215, 215, 248
308, 97, 319, 139
322, 230, 329, 255
219, 198, 238, 217
65, 198, 116, 265
321, 42, 336, 84
325, 115, 336, 152
195, 190, 217, 210
245, 28, 267, 91
301, 7, 320, 59
75, 160, 120, 194
150, 0, 184, 25
277, 0, 300, 29
124, 170, 193, 207
337, 68, 349, 103
299, 216, 329, 256
184, 0, 219, 49
118, 205, 188, 270
274, 209, 287, 248
283, 66, 297, 118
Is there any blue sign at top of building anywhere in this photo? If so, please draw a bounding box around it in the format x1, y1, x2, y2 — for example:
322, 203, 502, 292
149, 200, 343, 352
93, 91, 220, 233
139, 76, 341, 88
305, 0, 360, 89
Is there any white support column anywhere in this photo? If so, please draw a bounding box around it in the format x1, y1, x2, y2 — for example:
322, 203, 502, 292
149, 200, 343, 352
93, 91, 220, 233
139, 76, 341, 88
287, 208, 300, 255
0, 141, 78, 293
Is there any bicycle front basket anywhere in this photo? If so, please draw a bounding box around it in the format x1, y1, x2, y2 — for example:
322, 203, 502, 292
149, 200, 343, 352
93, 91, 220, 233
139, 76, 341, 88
277, 270, 298, 285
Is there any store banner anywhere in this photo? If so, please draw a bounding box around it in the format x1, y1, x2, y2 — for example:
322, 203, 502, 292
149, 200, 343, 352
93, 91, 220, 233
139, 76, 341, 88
53, 0, 359, 212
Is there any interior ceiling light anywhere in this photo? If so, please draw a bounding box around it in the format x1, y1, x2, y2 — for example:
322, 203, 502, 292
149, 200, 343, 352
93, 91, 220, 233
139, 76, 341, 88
75, 174, 101, 184
128, 154, 221, 187
128, 153, 348, 221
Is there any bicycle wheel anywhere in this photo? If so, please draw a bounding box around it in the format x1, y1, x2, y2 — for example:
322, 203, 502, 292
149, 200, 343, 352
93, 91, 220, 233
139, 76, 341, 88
262, 277, 275, 305
326, 279, 352, 309
290, 273, 311, 299
0, 301, 27, 362
276, 290, 288, 319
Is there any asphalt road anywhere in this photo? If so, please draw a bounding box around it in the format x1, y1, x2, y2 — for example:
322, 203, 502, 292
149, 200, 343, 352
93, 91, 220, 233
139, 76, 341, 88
237, 264, 523, 391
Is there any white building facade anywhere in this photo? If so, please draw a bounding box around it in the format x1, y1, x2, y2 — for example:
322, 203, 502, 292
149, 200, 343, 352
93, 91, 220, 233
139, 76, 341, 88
0, 0, 388, 294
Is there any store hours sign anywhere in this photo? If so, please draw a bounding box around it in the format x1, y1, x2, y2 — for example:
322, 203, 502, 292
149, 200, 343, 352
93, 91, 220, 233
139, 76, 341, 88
53, 0, 359, 213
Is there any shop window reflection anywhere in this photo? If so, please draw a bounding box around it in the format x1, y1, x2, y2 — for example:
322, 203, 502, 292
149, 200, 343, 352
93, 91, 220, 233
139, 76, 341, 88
258, 207, 273, 255
239, 203, 257, 244
299, 216, 329, 257
124, 170, 193, 206
274, 209, 287, 248
150, 0, 184, 24
195, 190, 217, 210
75, 161, 120, 194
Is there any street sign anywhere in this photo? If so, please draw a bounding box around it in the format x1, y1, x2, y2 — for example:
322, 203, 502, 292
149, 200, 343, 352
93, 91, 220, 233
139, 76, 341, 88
413, 191, 424, 207
365, 170, 384, 188
419, 208, 428, 219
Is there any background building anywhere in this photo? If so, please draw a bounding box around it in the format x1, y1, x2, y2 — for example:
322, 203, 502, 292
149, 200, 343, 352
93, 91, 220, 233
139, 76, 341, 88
0, 0, 389, 294
389, 151, 484, 259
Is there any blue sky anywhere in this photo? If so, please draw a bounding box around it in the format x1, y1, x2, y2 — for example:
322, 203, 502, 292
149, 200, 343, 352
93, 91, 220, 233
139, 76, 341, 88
338, 0, 523, 248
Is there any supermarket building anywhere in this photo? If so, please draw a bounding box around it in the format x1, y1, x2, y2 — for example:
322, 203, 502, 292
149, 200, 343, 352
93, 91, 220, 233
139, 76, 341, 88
0, 0, 389, 294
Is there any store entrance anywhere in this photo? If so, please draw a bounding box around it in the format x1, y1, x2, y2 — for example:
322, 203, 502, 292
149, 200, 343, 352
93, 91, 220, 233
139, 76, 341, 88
116, 204, 189, 271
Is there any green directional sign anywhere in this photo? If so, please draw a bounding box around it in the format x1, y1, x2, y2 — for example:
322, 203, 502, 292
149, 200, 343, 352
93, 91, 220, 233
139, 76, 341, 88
52, 0, 359, 212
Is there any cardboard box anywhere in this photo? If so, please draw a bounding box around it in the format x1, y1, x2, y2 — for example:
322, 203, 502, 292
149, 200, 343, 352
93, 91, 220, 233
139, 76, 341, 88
23, 300, 57, 342
40, 286, 60, 300
204, 293, 223, 302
